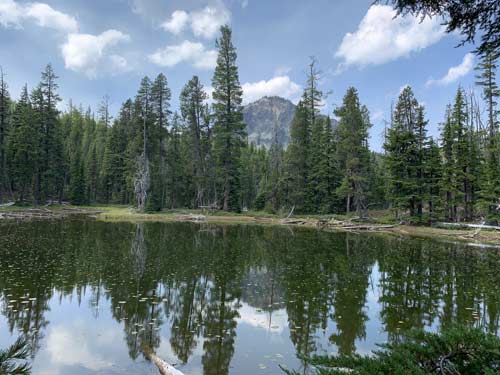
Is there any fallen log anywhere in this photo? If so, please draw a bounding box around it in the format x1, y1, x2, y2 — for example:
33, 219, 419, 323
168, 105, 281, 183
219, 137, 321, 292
175, 214, 206, 222
338, 224, 394, 231
0, 201, 15, 207
438, 222, 500, 231
281, 218, 307, 225
143, 348, 185, 375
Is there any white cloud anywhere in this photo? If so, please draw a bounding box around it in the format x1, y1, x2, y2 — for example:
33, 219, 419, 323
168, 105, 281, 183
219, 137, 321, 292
191, 1, 230, 39
161, 10, 189, 35
426, 53, 474, 86
149, 40, 217, 69
160, 1, 230, 39
0, 0, 22, 27
0, 0, 77, 32
25, 3, 78, 32
335, 5, 445, 69
109, 54, 130, 73
242, 75, 301, 104
61, 30, 130, 78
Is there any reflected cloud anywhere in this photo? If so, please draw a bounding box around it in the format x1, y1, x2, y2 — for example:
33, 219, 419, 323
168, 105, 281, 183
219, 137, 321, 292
237, 302, 288, 333
46, 321, 117, 371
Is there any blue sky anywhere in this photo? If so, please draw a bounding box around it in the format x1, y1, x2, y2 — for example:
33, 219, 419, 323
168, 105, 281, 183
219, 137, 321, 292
0, 0, 483, 151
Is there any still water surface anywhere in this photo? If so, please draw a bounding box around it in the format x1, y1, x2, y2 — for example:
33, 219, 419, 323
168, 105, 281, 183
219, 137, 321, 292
0, 220, 499, 374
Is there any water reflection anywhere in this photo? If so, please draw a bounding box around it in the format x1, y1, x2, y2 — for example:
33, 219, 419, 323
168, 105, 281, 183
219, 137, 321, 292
0, 220, 499, 375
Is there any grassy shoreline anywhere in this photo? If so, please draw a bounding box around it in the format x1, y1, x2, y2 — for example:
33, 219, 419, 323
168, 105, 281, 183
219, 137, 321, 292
2, 204, 500, 246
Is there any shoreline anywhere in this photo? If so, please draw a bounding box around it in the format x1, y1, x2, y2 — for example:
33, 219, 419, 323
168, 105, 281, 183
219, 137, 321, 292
2, 205, 500, 246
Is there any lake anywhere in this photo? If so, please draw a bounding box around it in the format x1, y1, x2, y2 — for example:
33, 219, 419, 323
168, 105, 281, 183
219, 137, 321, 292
0, 220, 499, 375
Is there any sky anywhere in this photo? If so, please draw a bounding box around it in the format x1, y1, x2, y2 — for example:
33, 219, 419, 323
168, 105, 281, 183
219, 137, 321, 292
0, 0, 484, 151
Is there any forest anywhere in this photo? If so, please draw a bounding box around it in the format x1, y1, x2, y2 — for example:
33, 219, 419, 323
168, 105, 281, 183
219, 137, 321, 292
0, 25, 499, 224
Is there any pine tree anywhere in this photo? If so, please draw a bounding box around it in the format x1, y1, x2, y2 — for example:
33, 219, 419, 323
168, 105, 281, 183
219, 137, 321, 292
6, 85, 38, 202
62, 106, 89, 205
334, 87, 371, 216
475, 51, 500, 222
440, 105, 459, 221
0, 68, 11, 202
166, 112, 188, 208
439, 88, 481, 222
424, 137, 442, 223
266, 121, 285, 212
211, 25, 246, 212
285, 101, 309, 211
85, 144, 98, 203
285, 59, 324, 213
69, 152, 86, 205
133, 77, 153, 211
452, 88, 475, 220
39, 64, 64, 202
102, 100, 132, 203
180, 76, 210, 208
384, 86, 427, 221
414, 106, 428, 217
150, 73, 171, 210
307, 116, 336, 213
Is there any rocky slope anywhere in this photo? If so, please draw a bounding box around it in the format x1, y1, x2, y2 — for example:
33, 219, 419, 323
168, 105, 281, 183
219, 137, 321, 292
243, 96, 337, 148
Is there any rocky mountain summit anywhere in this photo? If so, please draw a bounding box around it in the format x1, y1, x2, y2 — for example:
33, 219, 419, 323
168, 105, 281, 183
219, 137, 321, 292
243, 96, 296, 148
243, 96, 336, 148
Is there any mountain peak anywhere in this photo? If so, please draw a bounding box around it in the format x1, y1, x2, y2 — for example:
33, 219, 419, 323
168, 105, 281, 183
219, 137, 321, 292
243, 96, 296, 148
243, 96, 337, 148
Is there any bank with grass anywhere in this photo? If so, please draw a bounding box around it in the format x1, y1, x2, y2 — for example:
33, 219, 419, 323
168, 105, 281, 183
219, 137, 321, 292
2, 204, 500, 246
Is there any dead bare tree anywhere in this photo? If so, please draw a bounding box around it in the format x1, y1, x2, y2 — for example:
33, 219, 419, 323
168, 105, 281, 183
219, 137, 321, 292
134, 153, 150, 211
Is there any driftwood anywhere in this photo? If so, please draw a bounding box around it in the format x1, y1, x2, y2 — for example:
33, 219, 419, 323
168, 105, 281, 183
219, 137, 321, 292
439, 222, 500, 231
0, 208, 102, 221
143, 348, 185, 375
175, 214, 206, 222
337, 224, 394, 231
316, 218, 394, 231
281, 218, 307, 225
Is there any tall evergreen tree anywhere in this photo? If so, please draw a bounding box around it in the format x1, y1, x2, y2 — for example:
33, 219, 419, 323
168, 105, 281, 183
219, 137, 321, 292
266, 120, 285, 212
6, 85, 38, 202
132, 77, 153, 211
384, 86, 427, 221
334, 87, 372, 216
475, 51, 500, 221
180, 76, 210, 208
285, 58, 324, 213
211, 25, 246, 212
65, 107, 87, 205
424, 137, 442, 223
0, 68, 10, 202
440, 106, 458, 221
452, 88, 476, 220
41, 64, 64, 202
102, 100, 133, 203
285, 102, 309, 211
149, 73, 171, 210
